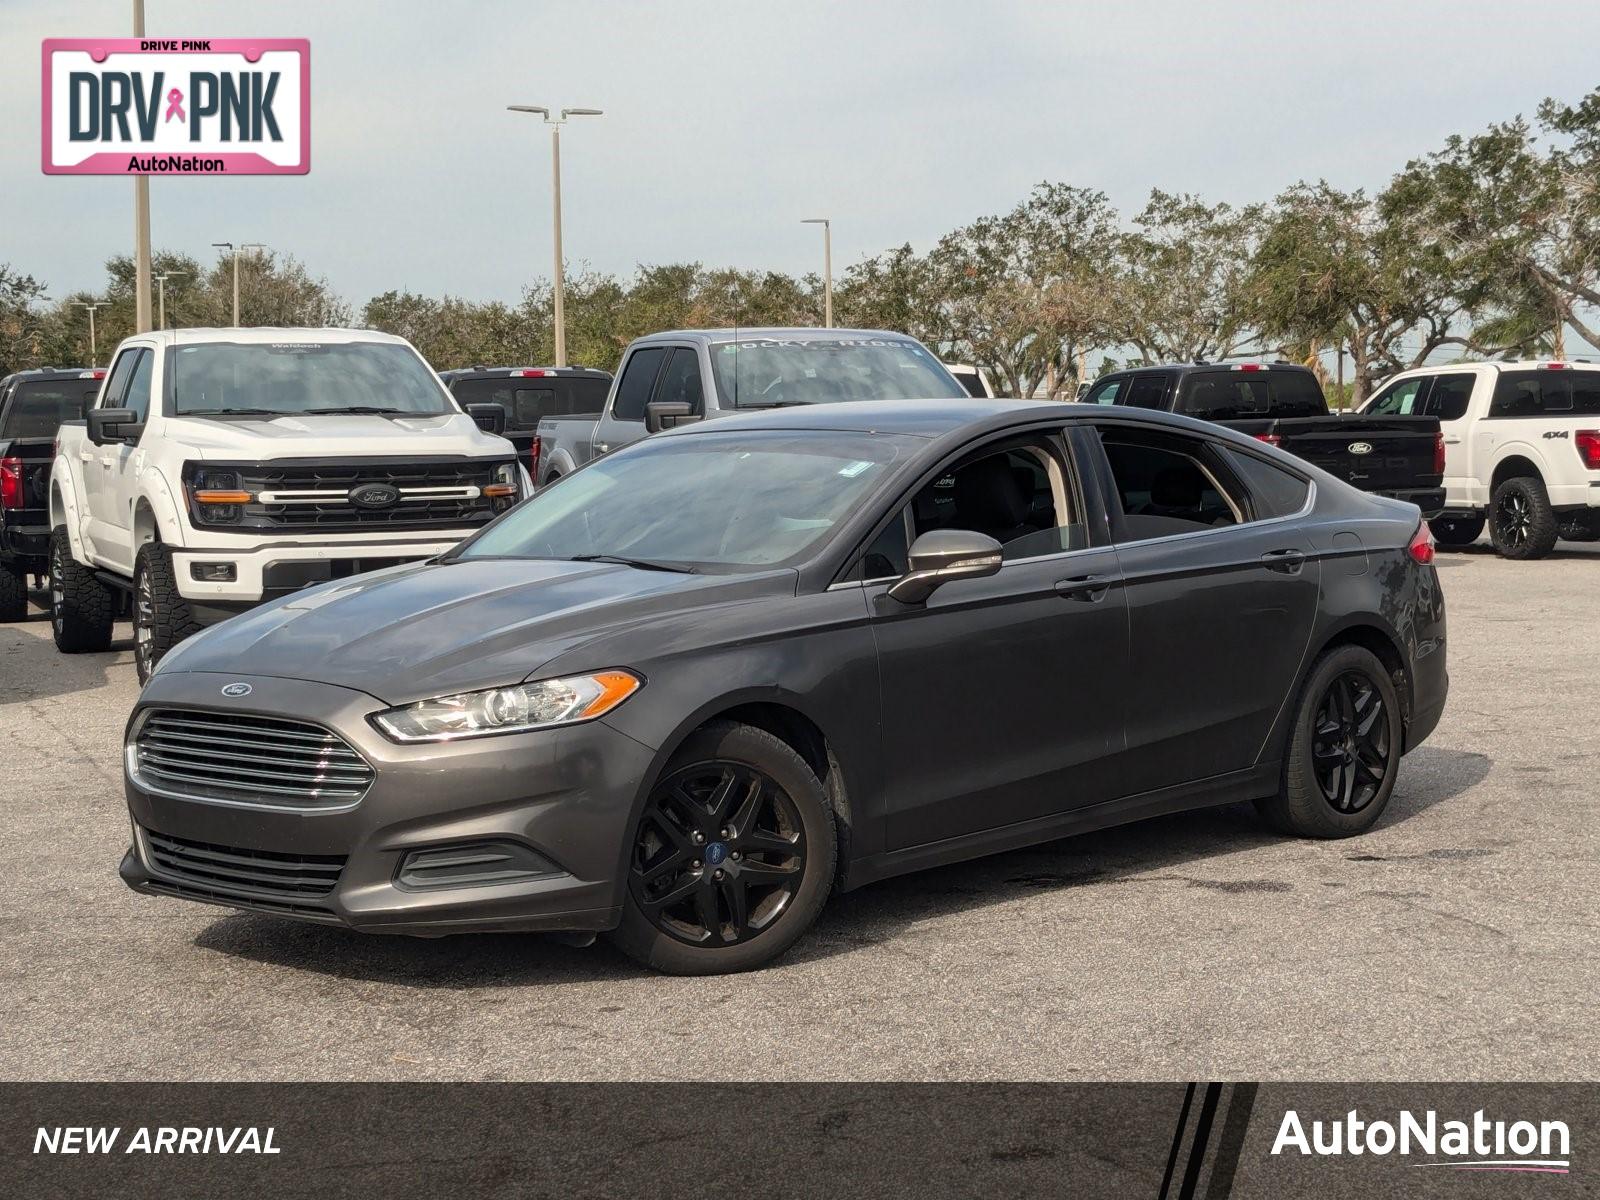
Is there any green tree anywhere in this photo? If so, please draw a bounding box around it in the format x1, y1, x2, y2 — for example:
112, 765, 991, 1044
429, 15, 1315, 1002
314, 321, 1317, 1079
0, 265, 50, 373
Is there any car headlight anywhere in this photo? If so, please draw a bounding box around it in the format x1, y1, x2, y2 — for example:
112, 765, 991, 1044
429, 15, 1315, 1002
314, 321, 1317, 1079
370, 670, 642, 743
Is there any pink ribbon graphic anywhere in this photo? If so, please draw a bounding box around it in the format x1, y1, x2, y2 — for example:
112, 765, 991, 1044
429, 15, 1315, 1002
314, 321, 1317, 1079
164, 88, 185, 123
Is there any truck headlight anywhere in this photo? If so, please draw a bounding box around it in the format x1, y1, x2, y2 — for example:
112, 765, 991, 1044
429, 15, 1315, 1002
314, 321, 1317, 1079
186, 468, 250, 524
485, 462, 519, 512
370, 670, 642, 743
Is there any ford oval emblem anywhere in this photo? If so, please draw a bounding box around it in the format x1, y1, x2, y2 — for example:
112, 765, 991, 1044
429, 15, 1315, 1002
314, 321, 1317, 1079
1347, 441, 1374, 456
349, 482, 401, 509
220, 682, 253, 698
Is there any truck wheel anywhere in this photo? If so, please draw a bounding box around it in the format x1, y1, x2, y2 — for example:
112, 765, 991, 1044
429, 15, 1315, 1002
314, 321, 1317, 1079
49, 526, 115, 653
1255, 644, 1403, 838
133, 541, 203, 684
0, 562, 28, 622
1488, 476, 1558, 560
1429, 516, 1484, 548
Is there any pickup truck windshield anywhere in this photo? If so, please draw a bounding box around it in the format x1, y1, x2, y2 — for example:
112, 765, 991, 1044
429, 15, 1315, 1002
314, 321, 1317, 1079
170, 341, 455, 417
711, 338, 965, 407
460, 429, 920, 570
1, 381, 99, 438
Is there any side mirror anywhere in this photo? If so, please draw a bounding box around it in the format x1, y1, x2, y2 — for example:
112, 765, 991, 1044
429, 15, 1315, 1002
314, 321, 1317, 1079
886, 529, 1003, 605
646, 400, 701, 434
87, 407, 139, 446
464, 403, 507, 435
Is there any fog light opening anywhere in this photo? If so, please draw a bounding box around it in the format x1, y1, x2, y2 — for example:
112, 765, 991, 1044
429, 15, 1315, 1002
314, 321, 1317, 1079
190, 561, 238, 582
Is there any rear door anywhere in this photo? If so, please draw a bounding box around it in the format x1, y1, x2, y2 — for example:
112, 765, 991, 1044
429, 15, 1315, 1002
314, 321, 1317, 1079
99, 348, 156, 572
83, 348, 141, 558
1418, 371, 1478, 503
1085, 420, 1320, 795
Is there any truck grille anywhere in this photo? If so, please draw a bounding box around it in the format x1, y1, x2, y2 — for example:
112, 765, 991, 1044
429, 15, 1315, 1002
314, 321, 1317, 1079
142, 828, 346, 903
133, 709, 374, 810
197, 458, 514, 532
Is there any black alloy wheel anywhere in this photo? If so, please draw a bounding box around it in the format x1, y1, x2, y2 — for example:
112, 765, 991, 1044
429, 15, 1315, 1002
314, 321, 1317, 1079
630, 761, 806, 947
1488, 475, 1557, 560
1493, 489, 1532, 551
133, 558, 155, 680
1310, 670, 1390, 814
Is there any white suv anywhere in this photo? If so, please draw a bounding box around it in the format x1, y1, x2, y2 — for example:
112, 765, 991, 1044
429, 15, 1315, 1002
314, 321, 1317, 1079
1360, 360, 1600, 558
50, 327, 524, 679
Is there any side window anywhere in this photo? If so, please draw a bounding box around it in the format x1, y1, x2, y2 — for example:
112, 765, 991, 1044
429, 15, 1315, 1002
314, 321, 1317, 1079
1123, 374, 1170, 409
1570, 371, 1600, 415
1083, 378, 1123, 405
122, 350, 155, 423
653, 348, 705, 413
1428, 374, 1474, 422
860, 511, 911, 580
1367, 376, 1430, 416
1098, 431, 1242, 542
1219, 447, 1311, 519
99, 349, 140, 410
610, 347, 668, 422
1182, 373, 1269, 419
907, 440, 1083, 562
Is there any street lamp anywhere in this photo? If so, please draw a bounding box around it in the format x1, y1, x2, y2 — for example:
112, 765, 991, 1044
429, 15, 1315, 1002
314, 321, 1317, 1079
213, 242, 270, 326
508, 104, 603, 367
802, 218, 832, 328
74, 301, 108, 363
154, 271, 186, 329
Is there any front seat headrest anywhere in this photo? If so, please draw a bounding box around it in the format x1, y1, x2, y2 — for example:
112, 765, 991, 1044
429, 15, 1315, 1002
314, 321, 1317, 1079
954, 456, 1032, 530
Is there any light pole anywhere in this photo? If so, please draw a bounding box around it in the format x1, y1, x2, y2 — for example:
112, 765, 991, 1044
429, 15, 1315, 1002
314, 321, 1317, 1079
802, 218, 832, 328
508, 104, 603, 367
154, 271, 186, 329
212, 242, 237, 326
74, 301, 108, 362
132, 0, 152, 332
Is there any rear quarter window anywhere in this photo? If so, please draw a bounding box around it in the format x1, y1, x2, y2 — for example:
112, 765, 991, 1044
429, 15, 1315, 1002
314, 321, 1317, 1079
1489, 370, 1600, 417
1266, 370, 1327, 418
1220, 447, 1312, 518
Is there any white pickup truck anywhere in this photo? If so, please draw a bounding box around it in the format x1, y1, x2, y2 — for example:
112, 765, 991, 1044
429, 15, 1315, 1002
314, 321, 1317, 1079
50, 327, 525, 680
1360, 359, 1600, 558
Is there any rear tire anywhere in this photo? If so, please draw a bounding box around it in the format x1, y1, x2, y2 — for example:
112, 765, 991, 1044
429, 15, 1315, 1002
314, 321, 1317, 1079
49, 526, 114, 653
1488, 475, 1558, 560
1256, 645, 1403, 839
0, 562, 27, 622
133, 541, 202, 684
608, 721, 836, 975
1429, 516, 1483, 548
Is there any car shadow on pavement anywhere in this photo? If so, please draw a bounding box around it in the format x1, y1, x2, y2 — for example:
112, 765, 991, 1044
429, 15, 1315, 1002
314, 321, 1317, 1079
191, 745, 1491, 985
0, 618, 135, 705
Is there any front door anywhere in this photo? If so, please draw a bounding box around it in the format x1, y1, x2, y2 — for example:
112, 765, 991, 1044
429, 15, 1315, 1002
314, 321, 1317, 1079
863, 432, 1131, 849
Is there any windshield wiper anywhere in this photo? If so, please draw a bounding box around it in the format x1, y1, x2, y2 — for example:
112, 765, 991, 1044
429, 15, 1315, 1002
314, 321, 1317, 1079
302, 406, 418, 415
568, 553, 698, 574
738, 400, 813, 409
184, 407, 287, 417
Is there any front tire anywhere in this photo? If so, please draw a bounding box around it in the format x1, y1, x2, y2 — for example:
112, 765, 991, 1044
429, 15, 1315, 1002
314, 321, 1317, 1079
49, 526, 114, 653
133, 541, 202, 684
1489, 475, 1558, 560
1256, 645, 1403, 838
1429, 516, 1484, 548
0, 562, 27, 622
609, 721, 836, 975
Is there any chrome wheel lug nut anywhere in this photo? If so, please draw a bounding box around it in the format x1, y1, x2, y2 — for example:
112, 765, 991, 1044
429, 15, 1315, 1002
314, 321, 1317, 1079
691, 860, 702, 870
692, 831, 706, 845
731, 851, 742, 861
713, 869, 725, 881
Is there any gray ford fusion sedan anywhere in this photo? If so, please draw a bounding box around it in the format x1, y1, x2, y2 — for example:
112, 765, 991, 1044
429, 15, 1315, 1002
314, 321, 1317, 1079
120, 398, 1447, 974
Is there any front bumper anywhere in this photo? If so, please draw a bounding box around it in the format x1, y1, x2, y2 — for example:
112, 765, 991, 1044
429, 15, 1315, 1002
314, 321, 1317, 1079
170, 535, 475, 606
119, 670, 655, 935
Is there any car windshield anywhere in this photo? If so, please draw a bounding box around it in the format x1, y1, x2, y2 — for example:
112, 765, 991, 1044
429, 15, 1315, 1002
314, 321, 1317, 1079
1, 380, 100, 438
710, 337, 965, 407
458, 429, 921, 571
170, 341, 455, 417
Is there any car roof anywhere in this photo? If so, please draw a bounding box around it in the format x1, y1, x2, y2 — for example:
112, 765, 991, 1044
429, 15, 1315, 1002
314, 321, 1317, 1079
0, 366, 102, 384
438, 365, 611, 378
629, 327, 920, 345
117, 327, 416, 348
1382, 359, 1600, 379
1102, 361, 1318, 377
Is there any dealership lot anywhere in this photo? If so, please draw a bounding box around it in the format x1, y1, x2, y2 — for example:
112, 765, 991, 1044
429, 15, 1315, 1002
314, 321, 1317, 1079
0, 545, 1595, 1082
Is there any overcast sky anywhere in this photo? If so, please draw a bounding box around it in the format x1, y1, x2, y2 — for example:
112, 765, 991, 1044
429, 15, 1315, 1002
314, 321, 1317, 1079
5, 0, 1599, 307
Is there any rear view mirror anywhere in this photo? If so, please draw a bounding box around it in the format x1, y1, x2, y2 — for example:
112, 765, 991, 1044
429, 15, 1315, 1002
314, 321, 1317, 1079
646, 400, 701, 434
465, 403, 507, 435
86, 407, 140, 446
887, 529, 1003, 604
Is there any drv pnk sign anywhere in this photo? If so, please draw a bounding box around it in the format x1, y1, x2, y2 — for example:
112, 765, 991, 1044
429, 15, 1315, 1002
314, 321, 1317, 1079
42, 39, 309, 175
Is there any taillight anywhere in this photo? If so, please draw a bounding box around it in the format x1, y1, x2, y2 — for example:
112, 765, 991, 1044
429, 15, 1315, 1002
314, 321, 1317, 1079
1408, 521, 1436, 565
1577, 430, 1600, 470
1253, 433, 1282, 447
0, 458, 21, 509
1433, 431, 1446, 476
529, 435, 542, 482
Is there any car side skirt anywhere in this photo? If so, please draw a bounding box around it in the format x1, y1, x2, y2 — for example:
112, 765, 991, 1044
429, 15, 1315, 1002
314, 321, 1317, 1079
840, 761, 1280, 892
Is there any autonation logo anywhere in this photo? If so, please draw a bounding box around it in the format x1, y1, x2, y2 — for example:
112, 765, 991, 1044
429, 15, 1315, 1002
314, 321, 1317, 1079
1273, 1108, 1571, 1174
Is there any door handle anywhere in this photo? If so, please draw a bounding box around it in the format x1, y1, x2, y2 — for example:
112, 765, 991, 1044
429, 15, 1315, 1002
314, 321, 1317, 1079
1055, 574, 1110, 601
1261, 548, 1306, 574
1443, 436, 1462, 444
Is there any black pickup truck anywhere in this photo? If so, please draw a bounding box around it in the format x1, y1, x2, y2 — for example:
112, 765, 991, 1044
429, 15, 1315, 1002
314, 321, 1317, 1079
0, 367, 104, 620
439, 365, 612, 469
1084, 362, 1445, 516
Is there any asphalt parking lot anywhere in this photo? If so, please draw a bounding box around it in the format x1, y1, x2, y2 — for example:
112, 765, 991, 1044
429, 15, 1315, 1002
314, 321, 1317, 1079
1, 543, 1596, 1082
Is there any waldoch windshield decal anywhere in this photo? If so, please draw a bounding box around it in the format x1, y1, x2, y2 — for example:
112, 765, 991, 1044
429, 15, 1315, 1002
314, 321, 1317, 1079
41, 38, 310, 175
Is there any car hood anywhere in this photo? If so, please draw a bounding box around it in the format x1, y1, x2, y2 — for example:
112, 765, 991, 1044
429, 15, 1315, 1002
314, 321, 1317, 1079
165, 412, 510, 459
154, 557, 797, 704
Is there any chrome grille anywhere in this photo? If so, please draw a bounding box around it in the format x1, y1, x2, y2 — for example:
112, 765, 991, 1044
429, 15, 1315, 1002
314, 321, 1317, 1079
142, 828, 345, 903
133, 709, 374, 809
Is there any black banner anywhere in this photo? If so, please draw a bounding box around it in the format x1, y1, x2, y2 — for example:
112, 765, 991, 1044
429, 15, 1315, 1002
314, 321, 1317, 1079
2, 1083, 1590, 1198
